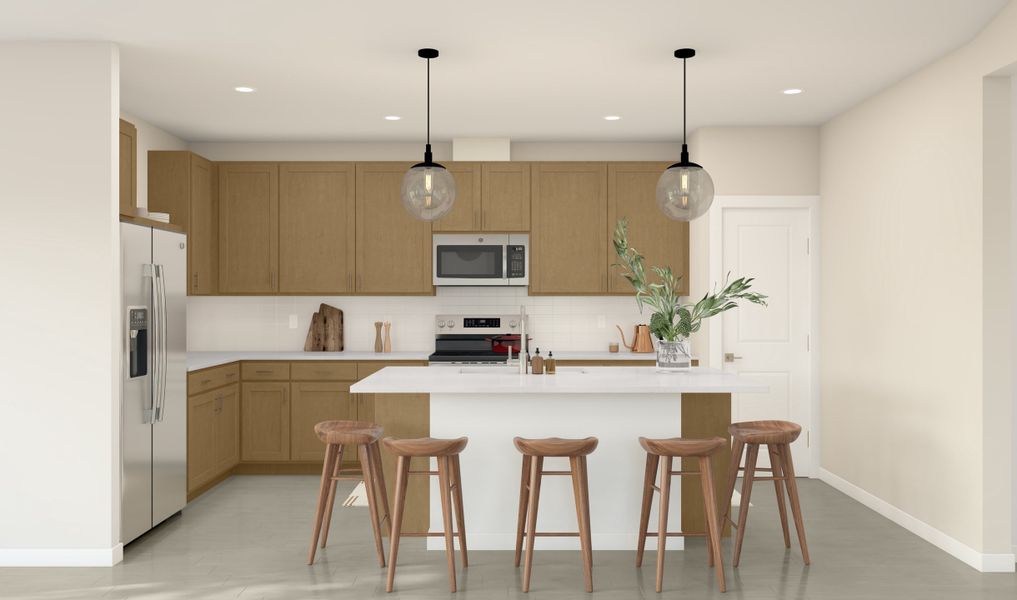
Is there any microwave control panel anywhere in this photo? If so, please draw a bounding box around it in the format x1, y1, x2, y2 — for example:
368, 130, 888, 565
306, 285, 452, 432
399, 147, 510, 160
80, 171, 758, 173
507, 245, 526, 278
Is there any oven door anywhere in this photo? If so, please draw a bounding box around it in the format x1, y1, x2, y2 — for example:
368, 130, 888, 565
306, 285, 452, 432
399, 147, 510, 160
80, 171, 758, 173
433, 234, 509, 286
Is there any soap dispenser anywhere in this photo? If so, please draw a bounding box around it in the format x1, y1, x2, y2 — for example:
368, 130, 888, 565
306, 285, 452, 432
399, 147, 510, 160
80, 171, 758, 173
546, 351, 556, 374
531, 348, 545, 375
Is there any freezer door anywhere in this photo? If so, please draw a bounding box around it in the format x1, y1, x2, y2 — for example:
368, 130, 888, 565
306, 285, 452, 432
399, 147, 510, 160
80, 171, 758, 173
120, 223, 153, 544
152, 229, 188, 525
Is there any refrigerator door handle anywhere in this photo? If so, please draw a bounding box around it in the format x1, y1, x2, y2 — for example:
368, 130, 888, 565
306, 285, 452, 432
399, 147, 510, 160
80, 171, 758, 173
142, 263, 157, 424
154, 264, 168, 422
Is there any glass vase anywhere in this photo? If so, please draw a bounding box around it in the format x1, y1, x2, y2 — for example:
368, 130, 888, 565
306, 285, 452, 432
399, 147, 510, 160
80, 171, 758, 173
656, 338, 692, 371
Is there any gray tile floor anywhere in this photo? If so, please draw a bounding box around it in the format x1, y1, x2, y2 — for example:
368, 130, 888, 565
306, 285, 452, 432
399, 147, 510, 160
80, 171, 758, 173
1, 475, 1014, 599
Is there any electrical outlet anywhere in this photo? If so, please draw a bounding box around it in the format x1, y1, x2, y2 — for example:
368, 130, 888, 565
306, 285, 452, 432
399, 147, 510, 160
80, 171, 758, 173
288, 314, 298, 329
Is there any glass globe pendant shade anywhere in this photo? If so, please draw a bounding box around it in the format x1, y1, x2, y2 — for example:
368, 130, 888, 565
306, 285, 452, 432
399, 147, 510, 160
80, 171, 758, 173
401, 163, 457, 221
656, 163, 714, 221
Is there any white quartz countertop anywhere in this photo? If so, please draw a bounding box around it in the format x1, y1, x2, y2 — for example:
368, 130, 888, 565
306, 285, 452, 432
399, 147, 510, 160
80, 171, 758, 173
350, 366, 767, 395
187, 351, 431, 371
186, 350, 666, 372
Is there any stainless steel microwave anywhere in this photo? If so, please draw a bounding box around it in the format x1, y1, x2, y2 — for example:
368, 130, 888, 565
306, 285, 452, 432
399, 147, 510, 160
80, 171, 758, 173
432, 234, 529, 287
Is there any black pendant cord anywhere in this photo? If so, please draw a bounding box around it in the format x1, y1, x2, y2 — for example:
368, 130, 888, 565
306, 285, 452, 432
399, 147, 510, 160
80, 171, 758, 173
424, 57, 432, 164
679, 56, 689, 164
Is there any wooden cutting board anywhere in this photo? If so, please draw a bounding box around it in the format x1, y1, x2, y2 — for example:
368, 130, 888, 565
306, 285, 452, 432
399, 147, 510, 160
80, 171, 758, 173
304, 304, 344, 351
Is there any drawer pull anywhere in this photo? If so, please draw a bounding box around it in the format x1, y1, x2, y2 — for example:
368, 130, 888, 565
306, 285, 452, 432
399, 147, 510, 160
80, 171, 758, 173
226, 372, 236, 378
316, 370, 330, 376
201, 378, 212, 384
255, 370, 273, 375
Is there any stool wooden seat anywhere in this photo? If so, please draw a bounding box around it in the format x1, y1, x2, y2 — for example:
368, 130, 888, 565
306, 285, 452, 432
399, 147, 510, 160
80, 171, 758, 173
307, 420, 391, 567
384, 436, 469, 457
637, 436, 726, 593
721, 420, 809, 567
513, 436, 599, 593
382, 437, 469, 593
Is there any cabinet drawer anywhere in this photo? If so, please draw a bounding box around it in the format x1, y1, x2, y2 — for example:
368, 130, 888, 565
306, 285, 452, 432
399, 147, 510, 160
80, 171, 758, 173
291, 362, 358, 381
188, 362, 240, 395
241, 362, 290, 381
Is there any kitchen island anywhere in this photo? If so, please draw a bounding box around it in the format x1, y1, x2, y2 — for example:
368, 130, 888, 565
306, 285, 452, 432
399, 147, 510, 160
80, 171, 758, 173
351, 366, 766, 551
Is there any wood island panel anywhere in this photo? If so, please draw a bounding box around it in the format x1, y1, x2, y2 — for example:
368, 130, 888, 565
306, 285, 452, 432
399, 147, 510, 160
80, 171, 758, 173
680, 392, 732, 537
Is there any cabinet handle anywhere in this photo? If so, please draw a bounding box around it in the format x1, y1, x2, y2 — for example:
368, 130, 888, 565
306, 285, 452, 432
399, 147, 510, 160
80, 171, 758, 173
226, 372, 236, 379
475, 207, 481, 230
201, 378, 212, 385
255, 369, 273, 375
357, 274, 362, 290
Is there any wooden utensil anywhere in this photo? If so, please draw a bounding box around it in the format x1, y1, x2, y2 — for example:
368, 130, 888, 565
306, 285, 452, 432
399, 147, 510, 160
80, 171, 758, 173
383, 322, 392, 353
374, 322, 384, 353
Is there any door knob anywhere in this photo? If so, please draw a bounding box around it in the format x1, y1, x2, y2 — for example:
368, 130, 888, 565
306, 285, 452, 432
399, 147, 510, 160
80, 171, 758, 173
724, 353, 743, 363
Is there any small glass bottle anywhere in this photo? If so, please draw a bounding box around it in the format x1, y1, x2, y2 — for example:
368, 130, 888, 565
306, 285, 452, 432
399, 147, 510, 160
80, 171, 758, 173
531, 348, 544, 375
546, 351, 556, 374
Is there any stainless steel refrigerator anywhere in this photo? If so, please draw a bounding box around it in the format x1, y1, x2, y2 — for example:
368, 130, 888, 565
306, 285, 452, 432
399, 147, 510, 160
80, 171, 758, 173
121, 222, 187, 544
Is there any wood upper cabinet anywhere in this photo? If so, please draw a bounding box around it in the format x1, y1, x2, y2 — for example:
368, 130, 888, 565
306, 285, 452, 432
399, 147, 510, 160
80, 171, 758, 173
219, 163, 279, 293
214, 384, 240, 473
482, 162, 530, 231
354, 163, 433, 294
187, 389, 217, 490
241, 382, 290, 461
530, 162, 608, 294
149, 151, 218, 295
118, 119, 137, 215
607, 163, 690, 295
290, 382, 354, 461
278, 163, 355, 293
432, 162, 482, 232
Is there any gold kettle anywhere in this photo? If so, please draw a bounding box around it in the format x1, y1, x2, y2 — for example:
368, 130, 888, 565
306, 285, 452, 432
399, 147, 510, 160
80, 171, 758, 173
616, 324, 655, 353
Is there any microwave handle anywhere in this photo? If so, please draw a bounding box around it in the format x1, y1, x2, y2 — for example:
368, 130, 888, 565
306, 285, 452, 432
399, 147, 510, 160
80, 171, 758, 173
502, 245, 508, 280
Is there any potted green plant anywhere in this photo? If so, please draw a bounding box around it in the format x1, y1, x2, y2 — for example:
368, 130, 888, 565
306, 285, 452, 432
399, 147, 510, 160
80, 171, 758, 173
612, 219, 768, 370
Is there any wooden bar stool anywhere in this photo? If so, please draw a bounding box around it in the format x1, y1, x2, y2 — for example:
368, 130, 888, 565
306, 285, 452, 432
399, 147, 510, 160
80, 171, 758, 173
636, 436, 727, 593
307, 420, 392, 566
382, 436, 469, 593
513, 436, 598, 593
721, 420, 810, 567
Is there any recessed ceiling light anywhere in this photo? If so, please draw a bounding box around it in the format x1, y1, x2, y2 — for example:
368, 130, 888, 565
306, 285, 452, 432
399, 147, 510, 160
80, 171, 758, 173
384, 115, 401, 121
604, 115, 621, 121
234, 86, 256, 93
783, 88, 803, 95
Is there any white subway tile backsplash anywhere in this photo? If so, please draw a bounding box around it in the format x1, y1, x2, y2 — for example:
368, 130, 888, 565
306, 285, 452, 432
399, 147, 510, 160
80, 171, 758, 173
186, 288, 666, 354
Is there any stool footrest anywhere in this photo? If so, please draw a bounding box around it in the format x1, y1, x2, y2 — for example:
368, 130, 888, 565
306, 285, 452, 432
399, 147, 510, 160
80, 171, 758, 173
520, 531, 581, 538
644, 532, 708, 538
398, 531, 463, 538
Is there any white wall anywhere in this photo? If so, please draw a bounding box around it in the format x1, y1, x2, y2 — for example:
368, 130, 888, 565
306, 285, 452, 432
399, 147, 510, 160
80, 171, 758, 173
0, 43, 122, 566
120, 112, 187, 209
820, 2, 1017, 569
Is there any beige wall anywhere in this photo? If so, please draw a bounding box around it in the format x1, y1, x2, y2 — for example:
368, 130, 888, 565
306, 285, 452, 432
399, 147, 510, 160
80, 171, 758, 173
686, 126, 820, 363
820, 2, 1017, 558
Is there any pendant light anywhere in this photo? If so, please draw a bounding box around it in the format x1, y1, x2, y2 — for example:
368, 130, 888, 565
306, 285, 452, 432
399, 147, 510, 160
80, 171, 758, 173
402, 48, 456, 221
656, 48, 714, 221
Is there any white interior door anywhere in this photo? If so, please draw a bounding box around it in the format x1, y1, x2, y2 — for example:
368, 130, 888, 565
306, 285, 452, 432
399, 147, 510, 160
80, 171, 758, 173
720, 206, 812, 474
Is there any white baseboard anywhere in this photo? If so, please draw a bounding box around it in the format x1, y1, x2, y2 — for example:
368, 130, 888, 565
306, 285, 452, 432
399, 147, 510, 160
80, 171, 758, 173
818, 469, 1015, 573
0, 544, 123, 567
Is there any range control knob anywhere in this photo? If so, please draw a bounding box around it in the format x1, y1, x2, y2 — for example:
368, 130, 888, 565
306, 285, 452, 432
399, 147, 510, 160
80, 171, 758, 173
509, 320, 518, 328
447, 321, 456, 329
437, 320, 447, 328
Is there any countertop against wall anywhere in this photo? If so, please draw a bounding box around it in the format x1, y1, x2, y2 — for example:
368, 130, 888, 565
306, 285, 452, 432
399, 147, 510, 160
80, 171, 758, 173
186, 350, 661, 371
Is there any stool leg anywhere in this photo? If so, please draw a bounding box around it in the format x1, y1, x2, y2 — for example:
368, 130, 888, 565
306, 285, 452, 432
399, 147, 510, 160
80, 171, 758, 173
768, 444, 791, 549
721, 438, 745, 528
359, 444, 386, 568
307, 443, 339, 564
369, 442, 393, 537
636, 452, 659, 568
385, 455, 410, 593
522, 456, 544, 593
450, 454, 469, 568
779, 443, 811, 565
437, 456, 458, 592
732, 443, 759, 568
320, 444, 345, 549
514, 455, 532, 568
699, 456, 726, 593
570, 456, 593, 593
655, 455, 674, 593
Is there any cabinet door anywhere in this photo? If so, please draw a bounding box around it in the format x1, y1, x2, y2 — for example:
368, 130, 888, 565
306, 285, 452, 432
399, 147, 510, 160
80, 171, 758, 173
530, 162, 608, 294
187, 390, 217, 491
355, 163, 433, 294
291, 382, 354, 461
219, 163, 279, 293
279, 163, 355, 293
607, 163, 689, 295
118, 119, 137, 215
240, 382, 290, 461
432, 162, 482, 232
189, 155, 218, 295
482, 162, 530, 231
214, 384, 240, 473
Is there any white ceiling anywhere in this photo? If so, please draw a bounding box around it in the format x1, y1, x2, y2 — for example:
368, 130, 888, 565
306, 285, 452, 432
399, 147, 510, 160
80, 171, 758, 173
0, 0, 1008, 142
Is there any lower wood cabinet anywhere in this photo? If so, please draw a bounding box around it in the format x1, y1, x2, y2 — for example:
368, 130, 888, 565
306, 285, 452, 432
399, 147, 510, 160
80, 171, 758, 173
291, 382, 354, 461
187, 383, 239, 493
240, 382, 290, 461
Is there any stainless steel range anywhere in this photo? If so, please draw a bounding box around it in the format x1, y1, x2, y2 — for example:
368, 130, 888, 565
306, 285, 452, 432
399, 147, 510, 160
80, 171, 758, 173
428, 314, 529, 364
